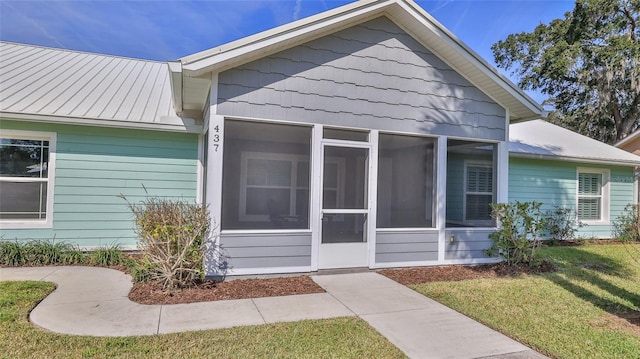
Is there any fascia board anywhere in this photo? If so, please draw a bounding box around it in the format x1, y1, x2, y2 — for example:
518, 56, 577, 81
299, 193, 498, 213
509, 152, 640, 167
391, 1, 543, 119
167, 61, 183, 115
1, 111, 203, 134
181, 0, 392, 76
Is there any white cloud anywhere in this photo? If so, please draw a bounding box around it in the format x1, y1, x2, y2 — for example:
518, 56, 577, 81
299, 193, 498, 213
293, 0, 302, 20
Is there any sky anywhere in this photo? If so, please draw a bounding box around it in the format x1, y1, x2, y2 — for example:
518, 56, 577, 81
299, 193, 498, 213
0, 0, 576, 104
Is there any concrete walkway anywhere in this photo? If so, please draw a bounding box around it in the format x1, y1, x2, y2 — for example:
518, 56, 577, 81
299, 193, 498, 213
0, 266, 547, 359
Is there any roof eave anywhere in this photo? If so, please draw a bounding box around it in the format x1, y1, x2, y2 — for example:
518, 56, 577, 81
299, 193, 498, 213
181, 0, 390, 77
389, 0, 543, 121
168, 61, 183, 116
509, 151, 640, 167
0, 111, 203, 134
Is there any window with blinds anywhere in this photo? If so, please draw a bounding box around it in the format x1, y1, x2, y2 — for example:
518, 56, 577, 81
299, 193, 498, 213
578, 172, 603, 221
466, 165, 493, 221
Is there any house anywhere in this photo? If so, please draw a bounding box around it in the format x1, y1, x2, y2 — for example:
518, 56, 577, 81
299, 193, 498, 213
9, 0, 631, 277
616, 128, 640, 156
509, 120, 640, 238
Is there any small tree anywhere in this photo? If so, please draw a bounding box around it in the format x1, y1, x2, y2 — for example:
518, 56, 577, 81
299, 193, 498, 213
485, 201, 546, 266
613, 204, 640, 242
122, 196, 210, 289
543, 206, 584, 243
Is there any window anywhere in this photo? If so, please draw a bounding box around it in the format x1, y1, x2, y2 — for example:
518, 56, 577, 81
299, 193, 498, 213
240, 153, 308, 222
377, 133, 436, 228
446, 140, 496, 227
577, 168, 609, 223
465, 163, 493, 222
0, 131, 56, 227
222, 120, 312, 230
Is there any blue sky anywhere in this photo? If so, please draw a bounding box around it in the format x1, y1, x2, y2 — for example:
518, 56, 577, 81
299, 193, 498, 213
0, 0, 575, 103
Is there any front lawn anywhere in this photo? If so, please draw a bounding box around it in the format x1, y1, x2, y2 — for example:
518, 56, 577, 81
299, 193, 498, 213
411, 244, 640, 358
0, 281, 405, 359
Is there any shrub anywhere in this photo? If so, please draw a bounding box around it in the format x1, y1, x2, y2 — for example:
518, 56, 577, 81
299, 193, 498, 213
59, 248, 86, 265
122, 196, 210, 289
88, 244, 123, 266
543, 206, 583, 243
22, 240, 83, 265
485, 201, 546, 266
0, 240, 26, 266
612, 204, 640, 242
0, 239, 86, 266
125, 256, 156, 283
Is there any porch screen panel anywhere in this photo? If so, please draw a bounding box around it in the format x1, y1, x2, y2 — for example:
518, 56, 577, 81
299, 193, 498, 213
445, 140, 497, 227
377, 134, 436, 228
221, 120, 311, 230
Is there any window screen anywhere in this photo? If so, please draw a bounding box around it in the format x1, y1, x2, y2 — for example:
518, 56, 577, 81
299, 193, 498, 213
221, 120, 311, 230
377, 134, 436, 228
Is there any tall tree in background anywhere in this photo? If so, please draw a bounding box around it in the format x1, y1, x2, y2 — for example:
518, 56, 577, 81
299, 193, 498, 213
492, 0, 640, 144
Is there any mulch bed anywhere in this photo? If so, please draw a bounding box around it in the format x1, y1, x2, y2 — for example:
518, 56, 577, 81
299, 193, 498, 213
128, 276, 325, 305
127, 262, 556, 305
378, 261, 556, 286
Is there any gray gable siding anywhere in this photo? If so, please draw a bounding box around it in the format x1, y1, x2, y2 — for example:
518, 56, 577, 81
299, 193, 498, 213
217, 17, 506, 140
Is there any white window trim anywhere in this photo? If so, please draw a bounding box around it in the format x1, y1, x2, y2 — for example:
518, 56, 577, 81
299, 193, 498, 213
0, 129, 56, 229
463, 160, 494, 226
238, 151, 344, 222
576, 167, 610, 225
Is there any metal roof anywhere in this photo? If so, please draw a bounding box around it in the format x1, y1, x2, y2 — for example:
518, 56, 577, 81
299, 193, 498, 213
509, 120, 640, 166
0, 42, 199, 132
176, 0, 544, 122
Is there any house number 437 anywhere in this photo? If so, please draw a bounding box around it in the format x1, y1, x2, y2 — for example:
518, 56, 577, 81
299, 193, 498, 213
212, 125, 221, 152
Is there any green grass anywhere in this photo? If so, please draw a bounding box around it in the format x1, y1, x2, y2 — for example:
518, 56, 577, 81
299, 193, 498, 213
0, 281, 405, 359
411, 244, 640, 359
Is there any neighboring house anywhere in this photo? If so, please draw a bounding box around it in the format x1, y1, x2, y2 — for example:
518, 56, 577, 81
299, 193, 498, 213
615, 128, 640, 203
510, 120, 640, 238
0, 45, 201, 249
616, 128, 640, 156
7, 0, 615, 277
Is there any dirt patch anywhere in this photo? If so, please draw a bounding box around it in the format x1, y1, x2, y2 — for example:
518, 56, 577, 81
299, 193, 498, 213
129, 276, 325, 305
591, 311, 640, 336
379, 262, 556, 286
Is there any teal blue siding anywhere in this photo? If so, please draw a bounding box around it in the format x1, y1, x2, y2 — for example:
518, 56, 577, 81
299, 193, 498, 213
0, 120, 199, 247
509, 158, 635, 239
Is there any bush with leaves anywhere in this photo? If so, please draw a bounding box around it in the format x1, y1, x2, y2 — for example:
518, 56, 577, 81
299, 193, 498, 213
485, 201, 546, 266
122, 196, 210, 289
543, 206, 584, 243
612, 204, 640, 242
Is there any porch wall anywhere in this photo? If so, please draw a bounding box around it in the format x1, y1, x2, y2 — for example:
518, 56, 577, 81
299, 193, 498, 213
375, 230, 439, 263
210, 16, 507, 275
444, 229, 494, 260
219, 232, 312, 274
